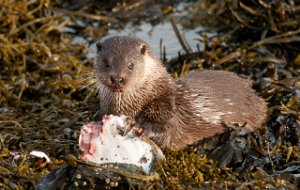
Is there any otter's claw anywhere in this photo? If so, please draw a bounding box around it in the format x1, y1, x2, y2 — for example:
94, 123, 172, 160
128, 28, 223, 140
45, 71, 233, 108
130, 126, 144, 136
120, 116, 144, 136
125, 116, 136, 126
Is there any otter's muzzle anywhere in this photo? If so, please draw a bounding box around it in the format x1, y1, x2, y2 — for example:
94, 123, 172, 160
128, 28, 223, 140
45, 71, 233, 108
110, 76, 123, 85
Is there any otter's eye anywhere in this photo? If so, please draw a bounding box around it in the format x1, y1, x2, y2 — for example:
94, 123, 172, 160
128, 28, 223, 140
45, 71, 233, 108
128, 63, 134, 70
103, 59, 109, 68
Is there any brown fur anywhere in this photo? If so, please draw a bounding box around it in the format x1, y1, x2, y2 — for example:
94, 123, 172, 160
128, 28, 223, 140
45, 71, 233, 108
94, 36, 267, 150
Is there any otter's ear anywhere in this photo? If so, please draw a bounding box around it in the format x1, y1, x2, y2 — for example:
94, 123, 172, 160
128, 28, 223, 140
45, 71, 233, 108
96, 42, 102, 52
139, 44, 147, 55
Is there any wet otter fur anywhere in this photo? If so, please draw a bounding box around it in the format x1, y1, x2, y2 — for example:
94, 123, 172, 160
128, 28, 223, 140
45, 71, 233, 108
94, 36, 267, 150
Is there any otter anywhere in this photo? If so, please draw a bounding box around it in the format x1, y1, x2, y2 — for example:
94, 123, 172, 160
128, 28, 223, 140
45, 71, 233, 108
94, 36, 267, 150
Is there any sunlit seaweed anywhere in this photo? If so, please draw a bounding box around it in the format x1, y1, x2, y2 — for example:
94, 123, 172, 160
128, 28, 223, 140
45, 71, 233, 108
0, 0, 93, 189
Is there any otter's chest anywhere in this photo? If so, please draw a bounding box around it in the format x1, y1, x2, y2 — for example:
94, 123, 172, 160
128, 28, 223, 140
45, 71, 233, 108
103, 93, 142, 118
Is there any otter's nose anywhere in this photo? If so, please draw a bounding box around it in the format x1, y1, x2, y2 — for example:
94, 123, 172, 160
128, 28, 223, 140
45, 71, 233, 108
110, 76, 123, 84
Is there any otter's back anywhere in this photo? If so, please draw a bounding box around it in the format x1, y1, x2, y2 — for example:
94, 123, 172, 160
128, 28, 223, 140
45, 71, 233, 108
177, 70, 267, 130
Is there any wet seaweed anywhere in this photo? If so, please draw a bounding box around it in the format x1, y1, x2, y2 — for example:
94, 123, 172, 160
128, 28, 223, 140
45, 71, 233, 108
0, 0, 94, 189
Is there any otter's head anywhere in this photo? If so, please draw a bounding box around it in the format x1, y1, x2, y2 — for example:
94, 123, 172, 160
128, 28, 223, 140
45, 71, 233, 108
95, 36, 152, 93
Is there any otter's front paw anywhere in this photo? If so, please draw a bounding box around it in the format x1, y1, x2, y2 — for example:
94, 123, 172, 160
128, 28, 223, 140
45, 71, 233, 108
119, 116, 144, 136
